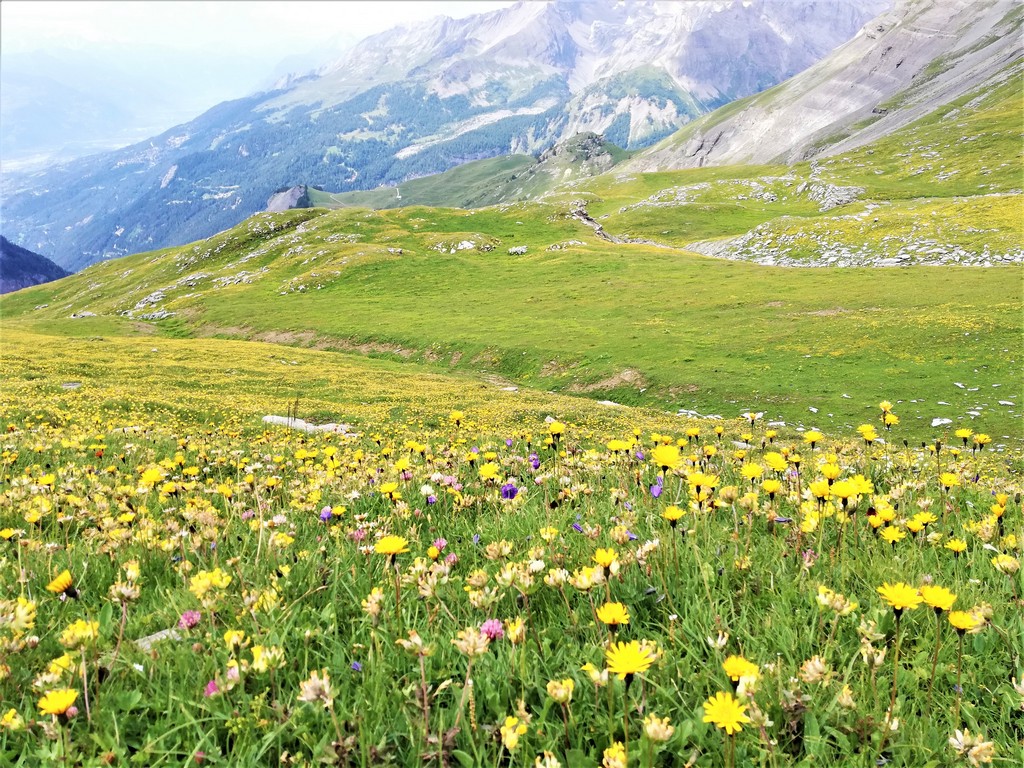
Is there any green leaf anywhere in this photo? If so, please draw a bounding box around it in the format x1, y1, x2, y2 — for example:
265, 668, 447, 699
564, 749, 599, 768
451, 750, 475, 767
112, 689, 144, 711
98, 601, 114, 630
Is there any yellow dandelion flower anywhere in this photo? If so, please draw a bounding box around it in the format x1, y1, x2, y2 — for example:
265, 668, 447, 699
38, 688, 78, 716
702, 690, 751, 735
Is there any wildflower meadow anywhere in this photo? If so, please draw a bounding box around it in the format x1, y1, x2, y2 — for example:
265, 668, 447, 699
0, 331, 1021, 767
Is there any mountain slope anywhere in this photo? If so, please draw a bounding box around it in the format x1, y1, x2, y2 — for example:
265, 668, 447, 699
0, 236, 70, 294
0, 0, 885, 271
310, 132, 626, 210
625, 0, 1022, 171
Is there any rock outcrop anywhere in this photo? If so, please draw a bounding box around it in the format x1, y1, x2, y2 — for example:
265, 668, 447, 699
627, 0, 1022, 170
266, 185, 312, 212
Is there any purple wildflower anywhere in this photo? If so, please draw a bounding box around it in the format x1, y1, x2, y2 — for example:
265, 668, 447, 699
445, 552, 458, 566
479, 619, 504, 640
572, 523, 583, 533
529, 453, 540, 470
204, 680, 220, 697
505, 438, 513, 447
432, 538, 448, 551
500, 482, 519, 500
241, 509, 255, 521
650, 482, 663, 499
351, 661, 362, 672
426, 495, 437, 505
178, 610, 202, 630
319, 506, 333, 522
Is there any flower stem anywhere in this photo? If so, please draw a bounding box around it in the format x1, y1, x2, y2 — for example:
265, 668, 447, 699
926, 612, 942, 709
954, 632, 964, 727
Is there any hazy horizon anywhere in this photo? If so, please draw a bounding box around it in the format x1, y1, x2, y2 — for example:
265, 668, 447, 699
0, 1, 517, 168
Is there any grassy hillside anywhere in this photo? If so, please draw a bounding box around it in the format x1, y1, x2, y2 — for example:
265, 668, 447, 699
2, 202, 1020, 442
2, 66, 1020, 443
317, 133, 629, 212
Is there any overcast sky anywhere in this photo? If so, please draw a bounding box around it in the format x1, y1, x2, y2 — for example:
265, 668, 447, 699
1, 1, 518, 58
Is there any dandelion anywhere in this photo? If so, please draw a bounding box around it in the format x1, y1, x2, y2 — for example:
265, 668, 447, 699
939, 472, 960, 490
803, 430, 823, 449
880, 526, 906, 548
46, 570, 78, 599
651, 444, 680, 472
877, 582, 920, 734
596, 601, 630, 631
703, 690, 750, 768
375, 535, 409, 556
877, 582, 922, 614
38, 688, 78, 716
945, 538, 968, 556
605, 640, 657, 681
722, 655, 759, 685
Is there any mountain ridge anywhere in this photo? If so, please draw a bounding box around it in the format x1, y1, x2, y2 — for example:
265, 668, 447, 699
0, 236, 70, 294
623, 0, 1022, 171
0, 0, 885, 271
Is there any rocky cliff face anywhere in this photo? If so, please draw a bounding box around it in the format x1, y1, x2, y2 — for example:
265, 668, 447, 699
626, 0, 1022, 171
0, 236, 70, 293
266, 185, 312, 212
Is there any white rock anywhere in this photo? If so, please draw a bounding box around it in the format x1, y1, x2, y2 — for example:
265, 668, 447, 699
262, 415, 353, 434
931, 418, 953, 427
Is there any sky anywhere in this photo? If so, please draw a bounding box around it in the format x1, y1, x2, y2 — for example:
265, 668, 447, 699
0, 1, 518, 165
0, 1, 518, 58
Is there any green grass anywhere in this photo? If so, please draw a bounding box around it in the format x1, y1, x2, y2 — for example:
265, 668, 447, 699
0, 330, 1021, 767
2, 202, 1020, 442
311, 155, 538, 210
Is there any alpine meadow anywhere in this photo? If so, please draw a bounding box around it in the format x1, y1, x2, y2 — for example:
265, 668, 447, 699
0, 2, 1021, 768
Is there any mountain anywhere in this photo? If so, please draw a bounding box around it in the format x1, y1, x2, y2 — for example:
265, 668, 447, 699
624, 0, 1022, 171
303, 131, 627, 211
0, 0, 886, 272
0, 236, 70, 294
